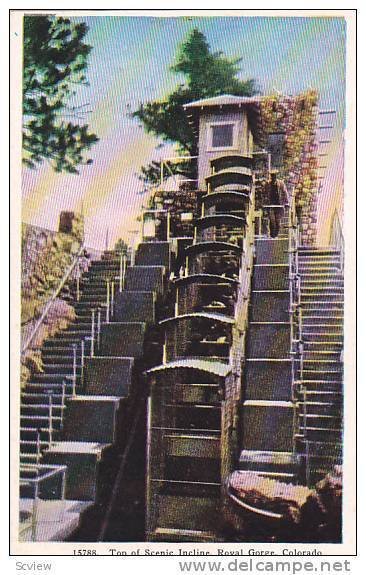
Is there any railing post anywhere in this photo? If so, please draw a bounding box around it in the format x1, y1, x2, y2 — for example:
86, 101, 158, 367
106, 280, 110, 323
60, 381, 66, 429
90, 309, 95, 357
81, 340, 85, 383
305, 439, 311, 487
76, 260, 81, 302
72, 344, 77, 397
31, 477, 40, 542
119, 252, 124, 292
111, 281, 115, 319
36, 429, 41, 465
121, 254, 127, 291
97, 309, 101, 350
48, 395, 53, 447
167, 212, 171, 241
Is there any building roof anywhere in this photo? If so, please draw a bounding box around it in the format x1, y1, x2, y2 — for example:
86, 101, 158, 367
146, 358, 231, 378
184, 94, 262, 109
159, 311, 235, 327
184, 94, 263, 144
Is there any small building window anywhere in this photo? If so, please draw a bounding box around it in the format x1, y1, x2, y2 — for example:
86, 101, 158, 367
212, 124, 234, 148
207, 121, 238, 151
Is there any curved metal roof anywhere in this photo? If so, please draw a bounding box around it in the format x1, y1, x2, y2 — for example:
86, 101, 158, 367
159, 311, 235, 327
206, 166, 252, 180
173, 273, 239, 287
184, 240, 242, 258
184, 95, 262, 109
195, 213, 246, 230
146, 358, 231, 379
210, 154, 253, 170
202, 190, 250, 208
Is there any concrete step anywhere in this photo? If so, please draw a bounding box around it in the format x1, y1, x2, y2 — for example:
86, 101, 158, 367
300, 300, 344, 310
20, 404, 65, 417
20, 439, 49, 453
83, 356, 133, 396
23, 382, 82, 395
296, 439, 342, 459
43, 441, 110, 500
74, 301, 107, 310
303, 338, 343, 350
19, 498, 93, 542
113, 290, 155, 323
20, 415, 62, 429
301, 368, 343, 381
233, 468, 298, 484
153, 495, 220, 536
298, 247, 339, 253
298, 264, 341, 271
302, 351, 342, 361
246, 323, 291, 359
254, 238, 288, 265
298, 427, 342, 442
30, 373, 80, 384
61, 396, 121, 443
42, 355, 80, 366
298, 401, 342, 415
241, 400, 294, 452
250, 291, 290, 322
99, 322, 146, 358
302, 325, 343, 335
301, 293, 343, 304
124, 265, 165, 294
238, 450, 299, 474
135, 241, 171, 267
20, 427, 54, 441
301, 278, 343, 287
298, 384, 342, 395
44, 337, 85, 347
22, 392, 68, 405
299, 413, 342, 429
244, 359, 292, 401
302, 309, 343, 319
41, 365, 82, 375
41, 346, 88, 357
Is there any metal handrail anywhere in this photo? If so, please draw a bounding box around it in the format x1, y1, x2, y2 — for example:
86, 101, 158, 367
329, 208, 344, 273
21, 244, 86, 355
19, 464, 67, 541
288, 189, 306, 456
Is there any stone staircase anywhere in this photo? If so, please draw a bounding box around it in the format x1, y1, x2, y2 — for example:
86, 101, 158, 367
295, 247, 343, 483
239, 219, 300, 484
19, 242, 170, 541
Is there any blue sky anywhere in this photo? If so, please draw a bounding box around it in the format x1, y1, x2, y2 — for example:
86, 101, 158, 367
22, 15, 346, 248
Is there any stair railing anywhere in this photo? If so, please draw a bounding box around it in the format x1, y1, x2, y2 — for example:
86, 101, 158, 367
21, 244, 86, 355
97, 309, 102, 350
288, 189, 306, 459
35, 430, 41, 465
106, 280, 111, 323
90, 309, 96, 357
329, 208, 344, 273
72, 344, 78, 397
119, 253, 127, 292
111, 281, 115, 319
48, 394, 54, 447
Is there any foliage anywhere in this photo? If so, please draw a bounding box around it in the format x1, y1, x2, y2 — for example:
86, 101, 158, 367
260, 91, 318, 243
114, 238, 128, 254
23, 15, 98, 173
133, 29, 259, 183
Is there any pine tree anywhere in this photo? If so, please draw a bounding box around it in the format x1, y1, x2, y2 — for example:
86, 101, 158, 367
133, 29, 259, 183
23, 15, 98, 173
